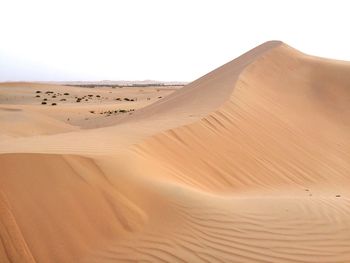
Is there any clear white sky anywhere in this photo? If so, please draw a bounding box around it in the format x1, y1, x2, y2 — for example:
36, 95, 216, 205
1, 0, 349, 82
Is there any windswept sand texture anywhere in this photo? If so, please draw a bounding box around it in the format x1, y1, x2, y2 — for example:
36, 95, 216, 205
1, 41, 350, 262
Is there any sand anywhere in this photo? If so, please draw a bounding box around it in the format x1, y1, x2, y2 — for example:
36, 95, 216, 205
1, 41, 350, 262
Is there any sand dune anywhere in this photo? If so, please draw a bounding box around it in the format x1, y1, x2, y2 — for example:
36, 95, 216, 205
1, 41, 350, 262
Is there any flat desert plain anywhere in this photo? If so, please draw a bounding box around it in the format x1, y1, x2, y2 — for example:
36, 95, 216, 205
1, 41, 350, 263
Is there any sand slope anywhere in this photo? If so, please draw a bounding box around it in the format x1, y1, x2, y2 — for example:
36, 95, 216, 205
1, 41, 350, 262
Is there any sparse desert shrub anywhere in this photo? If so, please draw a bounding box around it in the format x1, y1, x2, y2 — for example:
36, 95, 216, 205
52, 103, 57, 106
96, 95, 101, 97
41, 102, 47, 105
158, 96, 162, 99
36, 90, 41, 93
90, 110, 95, 114
124, 98, 130, 101
119, 109, 127, 113
60, 98, 66, 101
52, 95, 56, 98
43, 98, 47, 101
76, 99, 81, 102
35, 95, 40, 98
147, 97, 150, 100
64, 92, 69, 95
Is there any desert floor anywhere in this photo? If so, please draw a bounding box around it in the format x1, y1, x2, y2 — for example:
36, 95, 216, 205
1, 41, 350, 263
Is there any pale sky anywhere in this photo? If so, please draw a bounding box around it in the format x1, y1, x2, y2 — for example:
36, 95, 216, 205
0, 0, 350, 82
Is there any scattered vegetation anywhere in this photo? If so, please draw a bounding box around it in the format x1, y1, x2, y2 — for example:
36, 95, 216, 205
92, 108, 135, 117
36, 88, 149, 111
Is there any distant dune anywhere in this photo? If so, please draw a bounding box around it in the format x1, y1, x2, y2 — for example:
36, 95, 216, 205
0, 80, 188, 87
1, 41, 350, 262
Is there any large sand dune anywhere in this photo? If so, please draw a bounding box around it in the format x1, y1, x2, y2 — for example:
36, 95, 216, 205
1, 41, 350, 262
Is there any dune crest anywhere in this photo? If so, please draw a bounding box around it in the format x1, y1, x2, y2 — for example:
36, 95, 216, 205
1, 41, 350, 262
135, 43, 350, 193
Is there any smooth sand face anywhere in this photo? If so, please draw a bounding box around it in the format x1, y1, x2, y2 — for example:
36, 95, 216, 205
1, 41, 350, 263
